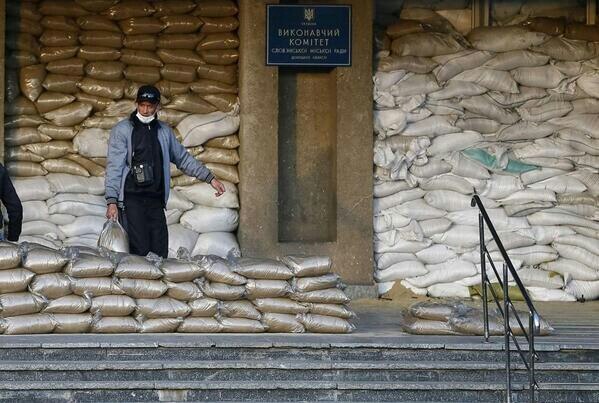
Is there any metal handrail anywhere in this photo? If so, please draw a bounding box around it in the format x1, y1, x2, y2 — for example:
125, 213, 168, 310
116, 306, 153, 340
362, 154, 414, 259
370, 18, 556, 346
471, 195, 541, 403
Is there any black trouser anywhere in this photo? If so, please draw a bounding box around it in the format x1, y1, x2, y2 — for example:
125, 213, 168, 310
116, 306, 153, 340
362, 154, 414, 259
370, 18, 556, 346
121, 196, 168, 258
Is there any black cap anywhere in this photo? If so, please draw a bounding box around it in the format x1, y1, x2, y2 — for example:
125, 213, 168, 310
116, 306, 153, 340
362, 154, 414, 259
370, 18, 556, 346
136, 85, 161, 104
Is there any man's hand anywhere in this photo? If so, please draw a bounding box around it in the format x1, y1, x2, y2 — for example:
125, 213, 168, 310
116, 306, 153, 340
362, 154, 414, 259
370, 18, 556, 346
210, 178, 226, 197
106, 203, 118, 221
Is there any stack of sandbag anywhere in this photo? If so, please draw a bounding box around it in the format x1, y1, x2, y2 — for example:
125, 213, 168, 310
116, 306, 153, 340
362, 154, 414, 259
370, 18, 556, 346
373, 12, 599, 302
4, 0, 241, 257
0, 241, 353, 334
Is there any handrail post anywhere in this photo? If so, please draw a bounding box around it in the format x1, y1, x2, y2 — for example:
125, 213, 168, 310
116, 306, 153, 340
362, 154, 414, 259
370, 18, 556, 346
504, 262, 512, 403
530, 313, 536, 403
479, 212, 489, 341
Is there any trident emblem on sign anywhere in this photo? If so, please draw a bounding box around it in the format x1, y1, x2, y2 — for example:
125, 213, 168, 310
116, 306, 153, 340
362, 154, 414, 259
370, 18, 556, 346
304, 8, 315, 21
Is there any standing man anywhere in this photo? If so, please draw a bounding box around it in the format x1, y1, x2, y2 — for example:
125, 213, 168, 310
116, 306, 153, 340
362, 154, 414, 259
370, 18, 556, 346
105, 85, 225, 258
0, 163, 23, 242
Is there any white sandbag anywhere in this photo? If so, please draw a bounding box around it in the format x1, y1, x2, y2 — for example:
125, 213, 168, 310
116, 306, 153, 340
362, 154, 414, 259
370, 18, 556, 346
508, 245, 559, 266
451, 67, 518, 93
374, 180, 413, 198
428, 81, 487, 100
526, 287, 576, 302
554, 234, 599, 257
528, 175, 587, 194
549, 114, 599, 138
447, 152, 491, 179
382, 198, 446, 220
409, 159, 452, 178
47, 193, 106, 208
571, 98, 599, 114
517, 268, 563, 289
49, 201, 106, 217
373, 109, 407, 138
73, 128, 110, 158
406, 259, 477, 288
424, 190, 496, 212
521, 168, 568, 185
427, 131, 483, 156
375, 252, 417, 270
373, 238, 432, 254
180, 205, 238, 233
390, 73, 440, 97
60, 216, 105, 237
456, 117, 502, 134
531, 226, 575, 245
531, 37, 598, 61
487, 87, 547, 107
177, 112, 240, 147
459, 95, 520, 124
373, 188, 425, 214
374, 222, 424, 246
517, 157, 574, 171
191, 232, 240, 259
418, 218, 452, 237
427, 283, 471, 298
167, 224, 199, 259
22, 221, 65, 240
373, 212, 411, 233
373, 70, 406, 91
557, 129, 599, 156
12, 177, 54, 201
467, 26, 548, 52
418, 174, 474, 194
484, 50, 549, 70
540, 259, 599, 281
400, 280, 428, 296
400, 116, 459, 137
565, 280, 599, 301
511, 66, 565, 89
46, 174, 105, 194
481, 175, 524, 199
498, 189, 557, 205
175, 181, 239, 208
22, 201, 49, 222
528, 211, 599, 231
433, 50, 494, 82
431, 225, 484, 249
497, 122, 556, 141
517, 100, 572, 122
391, 32, 464, 57
415, 244, 457, 265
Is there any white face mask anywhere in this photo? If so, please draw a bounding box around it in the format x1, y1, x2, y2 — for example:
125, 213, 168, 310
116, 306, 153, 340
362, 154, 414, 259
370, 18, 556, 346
136, 112, 155, 124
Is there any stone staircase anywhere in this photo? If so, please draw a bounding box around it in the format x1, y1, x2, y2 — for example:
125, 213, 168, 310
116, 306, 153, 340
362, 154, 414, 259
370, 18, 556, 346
0, 336, 597, 402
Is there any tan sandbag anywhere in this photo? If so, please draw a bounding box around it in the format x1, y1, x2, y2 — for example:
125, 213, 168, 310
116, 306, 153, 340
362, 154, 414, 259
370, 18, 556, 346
91, 316, 140, 333
160, 64, 197, 83
101, 99, 136, 116
231, 258, 292, 280
154, 0, 196, 16
199, 49, 238, 65
166, 93, 217, 114
200, 17, 239, 33
197, 280, 245, 301
41, 16, 80, 31
219, 318, 265, 333
24, 248, 75, 276
35, 92, 76, 114
77, 15, 120, 31
197, 33, 239, 50
7, 2, 42, 21
75, 0, 119, 13
115, 255, 163, 280
297, 313, 354, 333
20, 64, 47, 102
65, 253, 114, 277
0, 292, 47, 317
201, 258, 246, 285
246, 280, 291, 299
158, 34, 201, 49
157, 109, 189, 126
46, 58, 86, 76
66, 154, 106, 176
565, 22, 599, 42
42, 159, 90, 176
203, 94, 238, 113
43, 295, 91, 314
40, 30, 79, 47
78, 78, 125, 99
196, 64, 237, 84
5, 96, 37, 116
205, 162, 239, 183
251, 298, 310, 314
194, 0, 238, 17
51, 313, 92, 333
76, 92, 113, 111
6, 162, 48, 177
196, 147, 239, 165
123, 34, 158, 50
309, 303, 355, 319
6, 51, 38, 68
29, 273, 72, 299
262, 313, 304, 333
0, 314, 56, 334
84, 61, 124, 81
140, 318, 183, 333
392, 32, 464, 57
0, 269, 35, 294
170, 175, 199, 187
117, 278, 167, 299
190, 79, 237, 94
4, 115, 46, 129
43, 102, 93, 126
6, 18, 43, 36
0, 243, 21, 270
39, 0, 90, 17
121, 49, 163, 66
280, 255, 332, 277
220, 300, 261, 320
119, 17, 164, 35
79, 30, 123, 48
522, 17, 565, 36
166, 281, 203, 301
24, 141, 75, 159
91, 295, 136, 316
292, 288, 350, 304
78, 46, 121, 61
124, 66, 161, 84
157, 48, 204, 66
5, 69, 21, 103
386, 19, 426, 39
71, 277, 121, 297
5, 148, 45, 163
6, 32, 40, 54
155, 80, 190, 97
6, 126, 51, 146
91, 157, 107, 167
123, 81, 142, 99
38, 124, 79, 140
42, 74, 81, 94
161, 15, 203, 34
102, 1, 155, 20
160, 259, 203, 282
40, 46, 79, 63
178, 317, 222, 332
188, 298, 219, 316
293, 274, 341, 293
136, 297, 191, 319
205, 134, 239, 149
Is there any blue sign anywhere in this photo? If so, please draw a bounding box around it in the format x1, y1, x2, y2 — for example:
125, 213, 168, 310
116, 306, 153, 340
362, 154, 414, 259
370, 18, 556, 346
266, 5, 351, 67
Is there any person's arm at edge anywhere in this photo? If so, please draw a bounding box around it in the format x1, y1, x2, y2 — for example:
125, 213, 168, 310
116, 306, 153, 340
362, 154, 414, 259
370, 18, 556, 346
0, 168, 22, 242
105, 123, 128, 219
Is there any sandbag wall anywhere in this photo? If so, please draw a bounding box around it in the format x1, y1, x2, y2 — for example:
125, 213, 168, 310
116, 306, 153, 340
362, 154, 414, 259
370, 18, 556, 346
373, 18, 599, 302
0, 241, 354, 334
4, 0, 241, 258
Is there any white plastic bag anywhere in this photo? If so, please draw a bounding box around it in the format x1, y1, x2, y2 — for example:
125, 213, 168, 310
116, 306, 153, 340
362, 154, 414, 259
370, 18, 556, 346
97, 219, 129, 253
